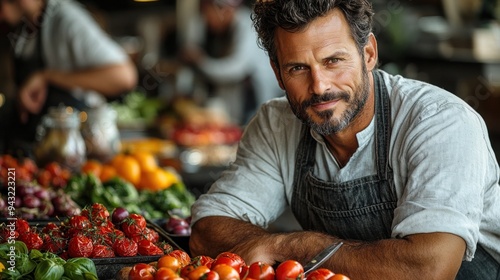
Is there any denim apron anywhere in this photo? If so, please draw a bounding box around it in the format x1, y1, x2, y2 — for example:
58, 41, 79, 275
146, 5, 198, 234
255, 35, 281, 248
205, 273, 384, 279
291, 70, 396, 240
290, 70, 500, 278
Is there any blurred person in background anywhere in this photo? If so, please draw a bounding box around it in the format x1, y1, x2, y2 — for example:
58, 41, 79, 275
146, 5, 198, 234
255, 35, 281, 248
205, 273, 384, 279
0, 0, 137, 155
179, 0, 282, 125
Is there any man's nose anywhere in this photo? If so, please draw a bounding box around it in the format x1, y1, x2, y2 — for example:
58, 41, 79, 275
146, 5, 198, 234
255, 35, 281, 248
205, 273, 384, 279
309, 67, 332, 95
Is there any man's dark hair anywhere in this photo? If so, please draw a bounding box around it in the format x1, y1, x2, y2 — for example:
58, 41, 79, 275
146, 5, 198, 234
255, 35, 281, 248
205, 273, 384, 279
252, 0, 374, 65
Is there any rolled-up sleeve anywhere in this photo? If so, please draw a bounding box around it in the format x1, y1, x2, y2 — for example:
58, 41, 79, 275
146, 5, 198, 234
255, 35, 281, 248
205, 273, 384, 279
392, 102, 494, 261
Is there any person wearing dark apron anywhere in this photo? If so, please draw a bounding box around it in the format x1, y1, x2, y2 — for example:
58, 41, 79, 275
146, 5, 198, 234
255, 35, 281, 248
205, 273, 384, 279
4, 17, 88, 157
291, 70, 500, 279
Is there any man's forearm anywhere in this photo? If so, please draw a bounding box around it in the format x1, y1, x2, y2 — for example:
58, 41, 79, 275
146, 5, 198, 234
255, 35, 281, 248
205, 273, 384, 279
190, 217, 465, 280
43, 61, 137, 97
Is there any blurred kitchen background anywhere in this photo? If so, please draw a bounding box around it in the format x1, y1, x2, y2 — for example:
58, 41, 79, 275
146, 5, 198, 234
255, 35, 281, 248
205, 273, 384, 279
0, 0, 499, 164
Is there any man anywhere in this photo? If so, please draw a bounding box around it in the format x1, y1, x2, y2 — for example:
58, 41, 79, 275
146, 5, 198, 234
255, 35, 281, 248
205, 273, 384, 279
179, 0, 281, 124
0, 0, 137, 153
189, 0, 500, 279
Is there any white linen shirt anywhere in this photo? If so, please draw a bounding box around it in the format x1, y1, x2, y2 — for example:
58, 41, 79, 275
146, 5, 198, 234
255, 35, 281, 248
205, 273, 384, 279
191, 70, 500, 263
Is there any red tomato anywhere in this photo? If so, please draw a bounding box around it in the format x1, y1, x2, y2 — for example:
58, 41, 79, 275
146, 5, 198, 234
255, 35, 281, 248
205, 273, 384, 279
275, 260, 304, 280
144, 227, 160, 243
246, 261, 275, 280
16, 219, 30, 233
91, 244, 115, 258
19, 232, 43, 251
327, 274, 350, 280
157, 241, 174, 254
137, 239, 164, 256
154, 267, 179, 280
212, 264, 241, 280
68, 215, 91, 230
41, 222, 60, 234
240, 265, 249, 279
122, 213, 147, 238
204, 271, 220, 280
93, 225, 114, 246
180, 264, 197, 279
168, 249, 191, 267
187, 265, 211, 280
0, 227, 18, 242
129, 263, 156, 280
82, 203, 110, 224
41, 233, 67, 254
213, 252, 246, 273
68, 235, 94, 258
113, 237, 138, 257
306, 268, 335, 280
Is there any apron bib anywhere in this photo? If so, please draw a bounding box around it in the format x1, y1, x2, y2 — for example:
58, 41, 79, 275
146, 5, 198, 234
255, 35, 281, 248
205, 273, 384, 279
291, 70, 396, 240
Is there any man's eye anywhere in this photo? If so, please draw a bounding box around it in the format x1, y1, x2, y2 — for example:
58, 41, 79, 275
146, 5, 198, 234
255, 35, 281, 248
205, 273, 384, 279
326, 58, 341, 64
289, 65, 306, 73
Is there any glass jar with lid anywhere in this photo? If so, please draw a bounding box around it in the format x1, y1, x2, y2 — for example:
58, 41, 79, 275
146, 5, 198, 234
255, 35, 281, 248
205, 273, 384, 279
34, 105, 86, 171
81, 105, 121, 163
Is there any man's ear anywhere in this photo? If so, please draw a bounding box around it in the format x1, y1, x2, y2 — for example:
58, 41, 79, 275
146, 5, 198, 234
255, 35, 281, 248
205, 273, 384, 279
270, 60, 285, 90
364, 33, 378, 71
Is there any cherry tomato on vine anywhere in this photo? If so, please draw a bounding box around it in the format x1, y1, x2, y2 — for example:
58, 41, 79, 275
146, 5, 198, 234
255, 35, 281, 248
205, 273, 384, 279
122, 213, 147, 237
137, 239, 164, 256
67, 235, 93, 258
275, 260, 304, 280
68, 215, 91, 230
113, 237, 138, 257
15, 219, 30, 233
129, 263, 156, 280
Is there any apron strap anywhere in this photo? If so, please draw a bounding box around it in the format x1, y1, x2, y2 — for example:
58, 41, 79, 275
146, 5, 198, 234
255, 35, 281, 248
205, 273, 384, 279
373, 69, 393, 181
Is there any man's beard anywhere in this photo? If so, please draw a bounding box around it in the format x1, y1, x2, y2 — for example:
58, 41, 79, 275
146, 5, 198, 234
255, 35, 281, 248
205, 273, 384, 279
287, 66, 370, 136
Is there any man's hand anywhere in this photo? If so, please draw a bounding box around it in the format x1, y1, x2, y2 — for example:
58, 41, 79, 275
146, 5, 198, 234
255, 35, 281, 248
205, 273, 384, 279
18, 71, 48, 123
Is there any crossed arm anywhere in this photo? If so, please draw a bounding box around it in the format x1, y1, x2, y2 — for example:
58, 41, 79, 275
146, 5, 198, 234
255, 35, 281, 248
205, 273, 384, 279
190, 216, 465, 280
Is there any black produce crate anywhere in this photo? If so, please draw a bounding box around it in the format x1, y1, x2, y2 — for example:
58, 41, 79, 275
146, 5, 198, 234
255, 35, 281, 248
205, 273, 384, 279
93, 255, 161, 280
15, 219, 187, 280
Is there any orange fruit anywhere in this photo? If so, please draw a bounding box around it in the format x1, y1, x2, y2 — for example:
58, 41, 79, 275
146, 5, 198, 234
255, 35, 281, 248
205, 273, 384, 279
132, 151, 158, 172
113, 155, 141, 185
138, 168, 173, 191
99, 164, 117, 182
110, 154, 126, 169
81, 160, 102, 177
